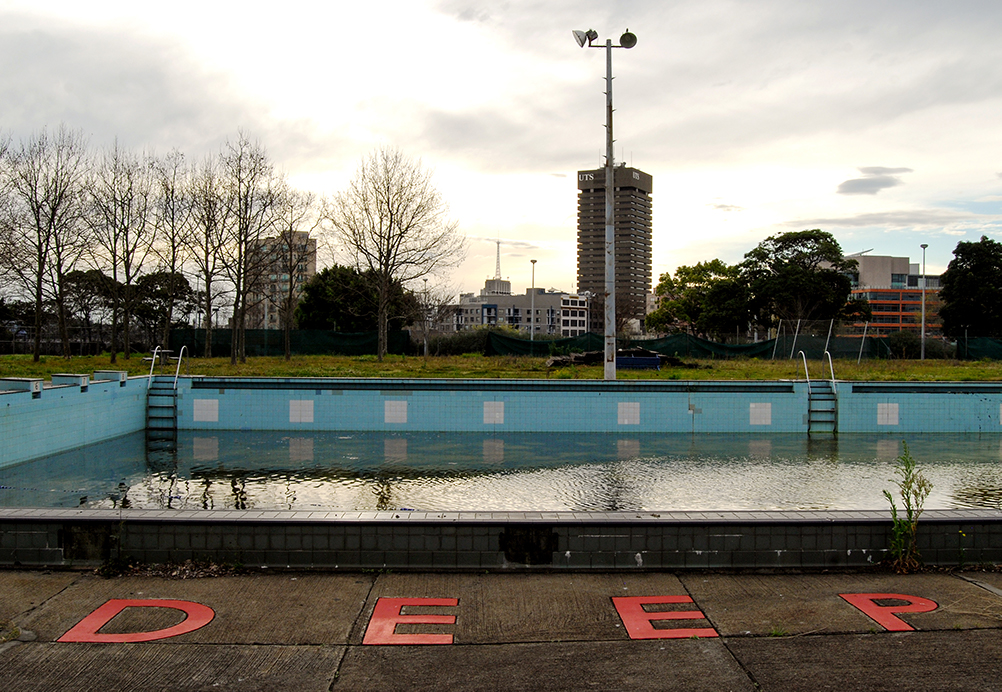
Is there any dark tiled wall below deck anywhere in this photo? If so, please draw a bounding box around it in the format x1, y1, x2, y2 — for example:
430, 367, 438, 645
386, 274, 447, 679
1, 509, 1000, 570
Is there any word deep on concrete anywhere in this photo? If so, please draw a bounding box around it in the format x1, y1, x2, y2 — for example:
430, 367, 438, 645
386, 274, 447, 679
56, 592, 940, 644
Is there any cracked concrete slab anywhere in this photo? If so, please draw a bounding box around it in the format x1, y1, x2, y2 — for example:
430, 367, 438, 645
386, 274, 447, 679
727, 630, 1002, 691
0, 571, 79, 622
334, 640, 753, 692
681, 572, 1002, 636
16, 573, 374, 644
0, 642, 344, 691
352, 572, 708, 644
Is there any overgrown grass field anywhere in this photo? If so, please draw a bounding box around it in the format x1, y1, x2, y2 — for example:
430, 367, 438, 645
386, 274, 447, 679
4, 353, 1002, 381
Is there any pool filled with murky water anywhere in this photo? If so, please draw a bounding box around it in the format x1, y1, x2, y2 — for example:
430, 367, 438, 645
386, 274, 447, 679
3, 431, 1002, 512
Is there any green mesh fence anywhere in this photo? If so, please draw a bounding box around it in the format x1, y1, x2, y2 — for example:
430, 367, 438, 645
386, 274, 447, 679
957, 337, 1002, 360
486, 331, 893, 360
170, 329, 411, 357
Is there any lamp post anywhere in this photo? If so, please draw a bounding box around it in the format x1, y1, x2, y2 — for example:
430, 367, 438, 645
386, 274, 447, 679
920, 243, 928, 360
573, 28, 637, 380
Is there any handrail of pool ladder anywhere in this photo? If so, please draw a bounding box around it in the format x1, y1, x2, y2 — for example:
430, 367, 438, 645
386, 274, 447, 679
147, 345, 161, 386
823, 350, 837, 395
172, 345, 187, 389
797, 350, 810, 387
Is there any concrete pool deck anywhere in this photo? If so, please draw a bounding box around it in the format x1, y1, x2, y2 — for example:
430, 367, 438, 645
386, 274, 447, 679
2, 568, 1002, 690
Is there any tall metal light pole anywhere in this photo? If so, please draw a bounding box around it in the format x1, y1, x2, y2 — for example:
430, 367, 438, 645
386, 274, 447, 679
530, 259, 537, 343
920, 243, 928, 360
573, 28, 637, 380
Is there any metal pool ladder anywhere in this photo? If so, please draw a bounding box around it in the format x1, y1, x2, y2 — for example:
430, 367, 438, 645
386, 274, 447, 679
800, 350, 838, 435
146, 346, 185, 451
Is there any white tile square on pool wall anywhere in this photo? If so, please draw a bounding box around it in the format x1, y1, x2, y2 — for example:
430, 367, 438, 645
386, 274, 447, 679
878, 403, 899, 426
385, 400, 408, 424
484, 401, 504, 425
289, 400, 314, 423
618, 402, 640, 425
750, 402, 771, 425
193, 399, 218, 422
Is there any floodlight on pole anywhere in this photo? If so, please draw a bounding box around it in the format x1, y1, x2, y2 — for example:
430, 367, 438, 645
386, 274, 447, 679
572, 28, 637, 381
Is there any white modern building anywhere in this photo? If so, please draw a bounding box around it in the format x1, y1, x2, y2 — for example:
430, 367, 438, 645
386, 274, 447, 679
452, 274, 590, 338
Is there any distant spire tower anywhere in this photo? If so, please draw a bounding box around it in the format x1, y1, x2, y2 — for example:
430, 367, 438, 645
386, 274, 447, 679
495, 239, 502, 280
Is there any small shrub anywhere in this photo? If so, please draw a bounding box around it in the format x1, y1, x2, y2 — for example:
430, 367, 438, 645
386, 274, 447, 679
883, 442, 933, 573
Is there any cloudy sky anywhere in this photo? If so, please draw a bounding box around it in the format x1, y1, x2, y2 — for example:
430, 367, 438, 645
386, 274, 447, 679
4, 0, 1002, 296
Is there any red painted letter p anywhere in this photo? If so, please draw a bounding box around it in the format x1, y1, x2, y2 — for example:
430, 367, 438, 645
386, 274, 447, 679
839, 593, 938, 632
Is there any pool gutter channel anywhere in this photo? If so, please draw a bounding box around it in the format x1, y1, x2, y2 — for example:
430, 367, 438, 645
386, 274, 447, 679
1, 507, 1000, 571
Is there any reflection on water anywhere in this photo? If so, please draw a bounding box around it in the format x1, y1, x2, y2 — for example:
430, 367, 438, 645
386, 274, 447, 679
3, 431, 1002, 512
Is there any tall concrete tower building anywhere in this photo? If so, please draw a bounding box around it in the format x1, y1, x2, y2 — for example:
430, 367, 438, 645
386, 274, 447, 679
576, 165, 653, 331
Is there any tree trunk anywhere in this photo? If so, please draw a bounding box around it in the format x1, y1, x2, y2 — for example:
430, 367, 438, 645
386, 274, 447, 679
203, 287, 213, 358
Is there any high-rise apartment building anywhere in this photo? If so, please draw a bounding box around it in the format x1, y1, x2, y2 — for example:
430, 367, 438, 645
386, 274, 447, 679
246, 231, 317, 330
576, 165, 653, 331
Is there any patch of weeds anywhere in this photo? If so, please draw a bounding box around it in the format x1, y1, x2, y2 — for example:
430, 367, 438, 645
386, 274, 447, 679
95, 555, 142, 578
0, 620, 21, 643
96, 558, 245, 579
768, 626, 790, 637
883, 442, 933, 574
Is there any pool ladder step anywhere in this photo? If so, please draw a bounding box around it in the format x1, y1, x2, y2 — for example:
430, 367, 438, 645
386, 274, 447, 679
147, 376, 178, 451
808, 380, 837, 435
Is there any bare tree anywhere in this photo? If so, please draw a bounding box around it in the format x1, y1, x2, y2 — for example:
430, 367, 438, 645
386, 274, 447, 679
88, 141, 156, 361
1, 126, 90, 361
187, 155, 230, 357
269, 186, 317, 360
151, 149, 193, 348
220, 133, 279, 364
324, 147, 466, 359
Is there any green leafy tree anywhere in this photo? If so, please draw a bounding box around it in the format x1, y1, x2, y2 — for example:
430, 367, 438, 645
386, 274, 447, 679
938, 236, 1002, 338
132, 271, 197, 347
63, 269, 118, 346
646, 260, 750, 340
741, 229, 862, 327
295, 265, 418, 333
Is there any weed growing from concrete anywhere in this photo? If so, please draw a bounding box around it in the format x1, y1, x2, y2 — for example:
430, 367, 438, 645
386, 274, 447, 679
883, 442, 933, 573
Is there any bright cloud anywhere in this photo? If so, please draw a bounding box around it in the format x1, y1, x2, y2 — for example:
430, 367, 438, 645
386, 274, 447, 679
3, 0, 1002, 287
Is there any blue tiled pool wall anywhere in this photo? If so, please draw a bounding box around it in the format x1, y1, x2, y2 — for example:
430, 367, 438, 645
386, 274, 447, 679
839, 383, 1002, 433
177, 378, 809, 433
176, 378, 1002, 434
1, 375, 148, 469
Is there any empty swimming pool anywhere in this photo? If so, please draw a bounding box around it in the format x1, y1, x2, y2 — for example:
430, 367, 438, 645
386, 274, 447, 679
4, 431, 1002, 512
